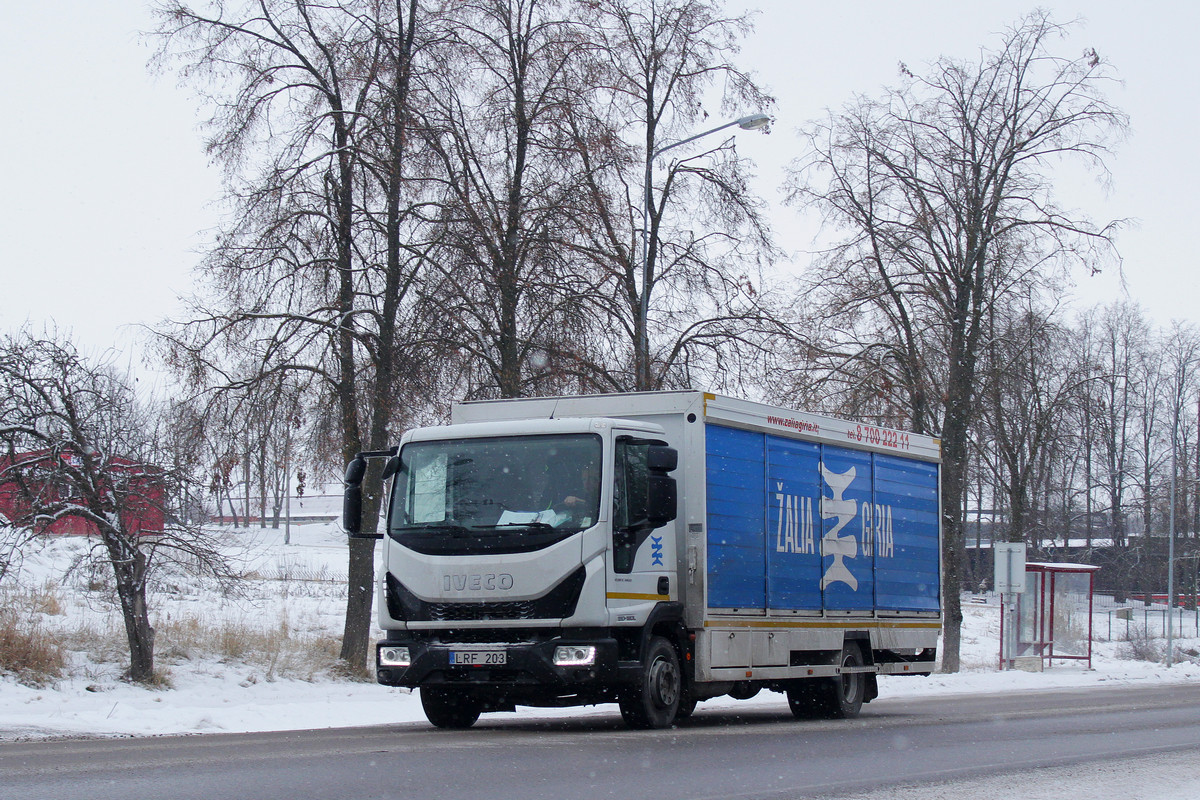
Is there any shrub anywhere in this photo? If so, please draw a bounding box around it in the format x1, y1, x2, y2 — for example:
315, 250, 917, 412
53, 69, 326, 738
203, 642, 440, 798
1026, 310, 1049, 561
1116, 625, 1164, 662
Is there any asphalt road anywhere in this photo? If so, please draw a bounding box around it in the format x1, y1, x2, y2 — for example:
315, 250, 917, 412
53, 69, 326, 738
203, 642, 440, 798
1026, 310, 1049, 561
3, 684, 1199, 800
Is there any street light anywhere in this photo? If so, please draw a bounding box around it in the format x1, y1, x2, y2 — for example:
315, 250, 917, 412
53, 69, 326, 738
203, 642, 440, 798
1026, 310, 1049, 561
637, 113, 770, 389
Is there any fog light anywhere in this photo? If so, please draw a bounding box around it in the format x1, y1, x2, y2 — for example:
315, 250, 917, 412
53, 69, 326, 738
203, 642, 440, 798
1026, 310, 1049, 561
553, 645, 596, 666
379, 646, 411, 667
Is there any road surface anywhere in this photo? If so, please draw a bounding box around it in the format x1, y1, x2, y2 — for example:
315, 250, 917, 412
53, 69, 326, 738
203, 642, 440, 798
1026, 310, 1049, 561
3, 683, 1198, 800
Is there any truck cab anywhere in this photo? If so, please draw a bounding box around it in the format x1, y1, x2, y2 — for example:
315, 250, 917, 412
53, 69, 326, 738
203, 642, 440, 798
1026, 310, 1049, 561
354, 416, 683, 728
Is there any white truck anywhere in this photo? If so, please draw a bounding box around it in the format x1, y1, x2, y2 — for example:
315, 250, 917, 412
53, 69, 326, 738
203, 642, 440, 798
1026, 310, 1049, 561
343, 391, 942, 729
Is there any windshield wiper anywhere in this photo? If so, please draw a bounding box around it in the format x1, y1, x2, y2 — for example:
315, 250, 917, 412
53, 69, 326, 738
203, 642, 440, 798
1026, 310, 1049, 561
475, 521, 555, 531
391, 522, 471, 535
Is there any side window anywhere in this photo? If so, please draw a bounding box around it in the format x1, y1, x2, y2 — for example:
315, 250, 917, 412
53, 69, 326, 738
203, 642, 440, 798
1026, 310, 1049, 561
613, 438, 648, 531
612, 437, 650, 573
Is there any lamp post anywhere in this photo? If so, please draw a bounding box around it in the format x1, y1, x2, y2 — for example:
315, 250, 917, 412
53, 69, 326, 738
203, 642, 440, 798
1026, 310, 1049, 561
637, 113, 770, 390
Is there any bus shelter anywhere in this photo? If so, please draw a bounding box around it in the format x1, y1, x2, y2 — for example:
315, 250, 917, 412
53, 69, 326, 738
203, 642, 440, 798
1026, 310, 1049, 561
1000, 562, 1100, 670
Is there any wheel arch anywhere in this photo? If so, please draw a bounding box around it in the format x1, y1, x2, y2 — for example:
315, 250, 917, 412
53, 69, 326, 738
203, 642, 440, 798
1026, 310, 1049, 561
641, 602, 688, 660
843, 631, 875, 665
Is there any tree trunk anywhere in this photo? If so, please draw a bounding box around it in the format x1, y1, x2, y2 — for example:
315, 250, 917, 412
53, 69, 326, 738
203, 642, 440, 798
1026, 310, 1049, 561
106, 534, 156, 682
1008, 479, 1028, 547
939, 298, 981, 673
940, 408, 970, 673
224, 488, 240, 528
337, 0, 422, 671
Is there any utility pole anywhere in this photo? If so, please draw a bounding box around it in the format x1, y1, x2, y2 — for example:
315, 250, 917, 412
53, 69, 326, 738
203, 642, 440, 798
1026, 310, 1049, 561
284, 450, 291, 546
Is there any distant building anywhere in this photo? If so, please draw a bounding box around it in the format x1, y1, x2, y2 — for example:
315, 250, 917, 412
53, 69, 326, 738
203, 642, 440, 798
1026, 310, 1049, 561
0, 449, 165, 536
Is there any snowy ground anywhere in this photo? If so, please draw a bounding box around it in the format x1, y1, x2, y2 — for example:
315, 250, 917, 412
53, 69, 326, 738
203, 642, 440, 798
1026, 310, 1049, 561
4, 523, 1200, 797
838, 751, 1200, 800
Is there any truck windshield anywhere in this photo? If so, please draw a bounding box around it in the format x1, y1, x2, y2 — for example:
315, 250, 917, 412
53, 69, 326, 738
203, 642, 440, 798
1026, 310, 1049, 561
388, 433, 602, 552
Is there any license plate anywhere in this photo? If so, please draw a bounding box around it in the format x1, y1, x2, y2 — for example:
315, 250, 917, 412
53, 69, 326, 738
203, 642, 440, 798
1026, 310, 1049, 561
449, 649, 506, 666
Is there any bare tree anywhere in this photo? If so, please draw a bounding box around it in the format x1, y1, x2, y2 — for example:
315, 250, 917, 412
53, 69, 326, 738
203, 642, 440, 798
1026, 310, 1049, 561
1131, 329, 1166, 578
979, 305, 1085, 547
154, 0, 437, 668
1070, 309, 1103, 548
1158, 323, 1200, 609
1089, 301, 1147, 550
413, 0, 601, 399
0, 331, 229, 683
566, 0, 779, 391
785, 12, 1127, 670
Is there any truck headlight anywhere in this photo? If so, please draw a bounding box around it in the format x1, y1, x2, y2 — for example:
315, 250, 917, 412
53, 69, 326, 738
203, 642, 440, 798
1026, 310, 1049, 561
553, 645, 596, 666
379, 646, 411, 667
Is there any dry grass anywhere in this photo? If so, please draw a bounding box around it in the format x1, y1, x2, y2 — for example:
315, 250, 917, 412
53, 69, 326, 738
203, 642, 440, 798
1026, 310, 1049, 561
0, 607, 66, 687
29, 581, 65, 616
154, 614, 344, 681
1, 583, 346, 687
139, 666, 175, 689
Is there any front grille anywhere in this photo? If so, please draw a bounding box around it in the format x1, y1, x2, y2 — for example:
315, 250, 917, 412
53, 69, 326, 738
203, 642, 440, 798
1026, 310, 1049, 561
427, 601, 537, 621
430, 628, 537, 644
385, 566, 586, 623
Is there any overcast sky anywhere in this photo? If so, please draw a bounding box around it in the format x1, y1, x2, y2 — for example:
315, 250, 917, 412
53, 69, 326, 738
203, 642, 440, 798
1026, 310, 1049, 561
2, 1, 1194, 371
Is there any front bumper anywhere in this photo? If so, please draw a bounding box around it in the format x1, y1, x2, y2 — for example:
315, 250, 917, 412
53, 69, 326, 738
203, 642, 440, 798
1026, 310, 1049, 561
375, 633, 622, 692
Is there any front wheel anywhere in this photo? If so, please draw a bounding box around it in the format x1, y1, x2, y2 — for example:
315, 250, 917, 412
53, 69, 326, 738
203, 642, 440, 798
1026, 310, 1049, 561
420, 687, 482, 729
675, 691, 698, 721
619, 636, 681, 729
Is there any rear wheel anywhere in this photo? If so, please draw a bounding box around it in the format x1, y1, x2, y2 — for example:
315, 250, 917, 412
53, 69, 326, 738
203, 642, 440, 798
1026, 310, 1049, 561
421, 687, 482, 729
619, 636, 681, 729
827, 642, 866, 718
786, 680, 823, 719
787, 642, 866, 720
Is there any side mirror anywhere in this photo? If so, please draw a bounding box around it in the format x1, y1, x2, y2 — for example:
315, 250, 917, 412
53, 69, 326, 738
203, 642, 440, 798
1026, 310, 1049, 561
342, 448, 396, 540
646, 445, 678, 528
382, 455, 401, 481
345, 456, 367, 485
646, 445, 678, 472
646, 474, 677, 528
343, 457, 374, 538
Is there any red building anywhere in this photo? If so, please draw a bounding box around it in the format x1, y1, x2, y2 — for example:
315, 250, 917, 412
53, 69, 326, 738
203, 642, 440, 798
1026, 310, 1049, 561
0, 450, 165, 536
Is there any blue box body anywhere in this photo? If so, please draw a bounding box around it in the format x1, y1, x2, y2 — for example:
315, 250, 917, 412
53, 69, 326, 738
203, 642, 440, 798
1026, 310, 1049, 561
705, 424, 940, 613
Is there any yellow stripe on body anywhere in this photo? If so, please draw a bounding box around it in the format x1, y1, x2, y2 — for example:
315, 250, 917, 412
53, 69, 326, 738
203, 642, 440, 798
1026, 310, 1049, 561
702, 618, 941, 631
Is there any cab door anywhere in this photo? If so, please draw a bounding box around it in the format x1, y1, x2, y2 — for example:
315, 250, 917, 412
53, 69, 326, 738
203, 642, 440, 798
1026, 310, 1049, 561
605, 434, 678, 620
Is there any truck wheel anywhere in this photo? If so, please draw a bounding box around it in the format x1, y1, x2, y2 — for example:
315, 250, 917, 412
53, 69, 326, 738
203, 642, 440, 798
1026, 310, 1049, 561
619, 636, 681, 729
420, 687, 482, 729
827, 642, 866, 718
787, 642, 866, 720
785, 680, 823, 719
675, 691, 698, 721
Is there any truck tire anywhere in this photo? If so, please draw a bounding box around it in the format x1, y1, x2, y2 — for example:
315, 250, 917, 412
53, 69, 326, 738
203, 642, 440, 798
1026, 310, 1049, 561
787, 642, 866, 720
420, 687, 482, 729
827, 642, 867, 718
675, 691, 698, 720
785, 680, 823, 719
619, 636, 681, 729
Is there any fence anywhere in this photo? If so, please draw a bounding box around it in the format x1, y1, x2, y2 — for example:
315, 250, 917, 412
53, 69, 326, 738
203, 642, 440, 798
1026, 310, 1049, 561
210, 494, 342, 525
1097, 601, 1200, 641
